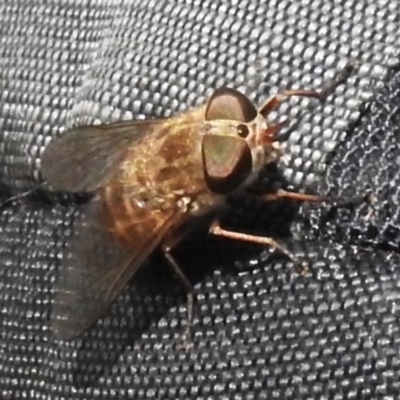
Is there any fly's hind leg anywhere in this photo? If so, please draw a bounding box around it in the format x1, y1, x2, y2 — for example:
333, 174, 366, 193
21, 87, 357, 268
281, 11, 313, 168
161, 235, 196, 349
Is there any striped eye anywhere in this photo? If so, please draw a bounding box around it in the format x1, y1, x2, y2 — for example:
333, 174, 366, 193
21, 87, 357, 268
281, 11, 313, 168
202, 134, 252, 194
205, 88, 257, 122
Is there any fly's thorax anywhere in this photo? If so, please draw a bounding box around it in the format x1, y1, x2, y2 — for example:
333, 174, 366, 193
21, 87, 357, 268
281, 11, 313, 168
112, 124, 220, 219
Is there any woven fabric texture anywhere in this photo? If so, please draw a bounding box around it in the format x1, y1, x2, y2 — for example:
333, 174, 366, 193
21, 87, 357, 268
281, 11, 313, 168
0, 0, 400, 399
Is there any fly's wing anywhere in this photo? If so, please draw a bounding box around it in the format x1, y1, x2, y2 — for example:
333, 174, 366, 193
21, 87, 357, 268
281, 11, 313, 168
41, 119, 167, 193
52, 198, 182, 340
46, 112, 201, 339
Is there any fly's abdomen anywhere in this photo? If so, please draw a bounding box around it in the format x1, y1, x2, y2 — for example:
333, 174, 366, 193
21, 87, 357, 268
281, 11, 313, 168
100, 184, 161, 247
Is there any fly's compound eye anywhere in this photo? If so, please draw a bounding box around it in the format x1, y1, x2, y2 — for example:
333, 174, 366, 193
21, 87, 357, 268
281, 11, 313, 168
237, 124, 249, 138
205, 88, 257, 122
202, 134, 252, 194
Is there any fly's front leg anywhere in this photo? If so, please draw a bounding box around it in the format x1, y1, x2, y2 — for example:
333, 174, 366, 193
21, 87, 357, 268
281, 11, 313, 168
260, 189, 371, 207
209, 219, 309, 275
258, 63, 354, 117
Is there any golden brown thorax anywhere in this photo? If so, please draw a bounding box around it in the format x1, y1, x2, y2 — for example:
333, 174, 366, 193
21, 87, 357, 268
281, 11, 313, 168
100, 90, 277, 247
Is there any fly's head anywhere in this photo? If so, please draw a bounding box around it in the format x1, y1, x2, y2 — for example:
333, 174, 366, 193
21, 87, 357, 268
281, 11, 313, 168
202, 88, 282, 195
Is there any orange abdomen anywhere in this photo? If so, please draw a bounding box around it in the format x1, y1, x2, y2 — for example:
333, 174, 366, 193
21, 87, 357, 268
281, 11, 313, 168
100, 184, 168, 248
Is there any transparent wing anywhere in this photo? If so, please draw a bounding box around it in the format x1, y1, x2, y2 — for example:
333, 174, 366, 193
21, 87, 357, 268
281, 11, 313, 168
51, 198, 180, 340
41, 119, 166, 193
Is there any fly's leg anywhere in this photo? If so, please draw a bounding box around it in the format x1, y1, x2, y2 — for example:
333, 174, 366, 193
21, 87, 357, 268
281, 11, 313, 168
161, 239, 196, 349
209, 220, 309, 275
260, 189, 371, 207
228, 188, 370, 273
258, 63, 354, 117
262, 189, 328, 202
